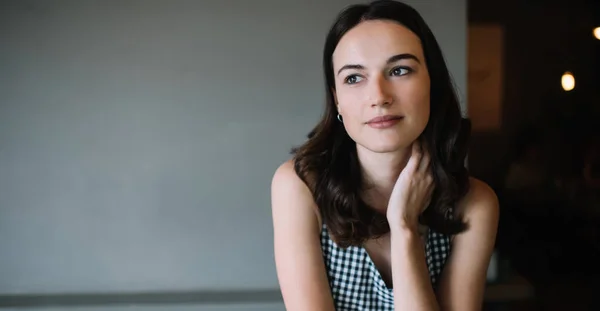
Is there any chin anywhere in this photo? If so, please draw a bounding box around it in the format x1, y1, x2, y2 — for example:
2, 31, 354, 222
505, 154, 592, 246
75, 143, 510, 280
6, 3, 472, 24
361, 140, 412, 154
350, 129, 420, 154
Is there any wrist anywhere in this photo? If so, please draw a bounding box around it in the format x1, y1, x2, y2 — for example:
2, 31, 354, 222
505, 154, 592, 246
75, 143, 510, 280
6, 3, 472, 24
389, 223, 422, 247
388, 217, 419, 234
387, 211, 419, 232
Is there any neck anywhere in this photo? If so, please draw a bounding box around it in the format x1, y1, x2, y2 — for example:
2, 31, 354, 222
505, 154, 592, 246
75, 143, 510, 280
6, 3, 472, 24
357, 144, 411, 212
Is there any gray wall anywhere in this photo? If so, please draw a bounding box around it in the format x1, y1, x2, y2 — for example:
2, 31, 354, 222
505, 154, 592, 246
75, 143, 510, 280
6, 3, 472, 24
0, 0, 466, 309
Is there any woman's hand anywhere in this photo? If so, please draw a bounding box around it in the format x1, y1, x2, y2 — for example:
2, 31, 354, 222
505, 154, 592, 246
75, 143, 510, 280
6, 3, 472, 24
386, 141, 434, 231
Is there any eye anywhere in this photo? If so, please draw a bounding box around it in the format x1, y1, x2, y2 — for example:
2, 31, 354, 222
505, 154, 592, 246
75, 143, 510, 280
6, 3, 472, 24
344, 74, 363, 84
391, 67, 412, 76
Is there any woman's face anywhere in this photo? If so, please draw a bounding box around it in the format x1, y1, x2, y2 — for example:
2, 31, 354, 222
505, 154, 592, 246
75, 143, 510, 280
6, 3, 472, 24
332, 19, 431, 154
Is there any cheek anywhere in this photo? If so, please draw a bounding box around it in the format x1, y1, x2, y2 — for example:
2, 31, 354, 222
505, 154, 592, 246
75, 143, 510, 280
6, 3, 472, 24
418, 94, 431, 118
336, 96, 364, 136
337, 92, 361, 116
403, 81, 430, 118
411, 97, 430, 128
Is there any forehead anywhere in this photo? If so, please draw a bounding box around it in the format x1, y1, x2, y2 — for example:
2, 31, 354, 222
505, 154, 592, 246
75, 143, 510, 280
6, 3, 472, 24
332, 20, 424, 67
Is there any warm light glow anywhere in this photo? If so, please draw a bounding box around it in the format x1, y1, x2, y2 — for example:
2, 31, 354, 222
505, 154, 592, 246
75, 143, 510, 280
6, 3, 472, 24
594, 27, 600, 40
561, 72, 575, 91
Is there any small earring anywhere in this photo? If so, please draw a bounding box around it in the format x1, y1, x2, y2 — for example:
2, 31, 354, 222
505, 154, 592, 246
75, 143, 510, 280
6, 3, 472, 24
337, 114, 343, 122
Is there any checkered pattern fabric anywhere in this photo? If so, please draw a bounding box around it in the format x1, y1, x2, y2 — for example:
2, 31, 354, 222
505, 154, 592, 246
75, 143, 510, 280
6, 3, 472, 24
320, 224, 451, 310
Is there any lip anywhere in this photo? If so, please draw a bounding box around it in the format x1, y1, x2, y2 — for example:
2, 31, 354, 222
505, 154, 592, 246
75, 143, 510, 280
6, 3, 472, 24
367, 115, 403, 123
366, 115, 404, 128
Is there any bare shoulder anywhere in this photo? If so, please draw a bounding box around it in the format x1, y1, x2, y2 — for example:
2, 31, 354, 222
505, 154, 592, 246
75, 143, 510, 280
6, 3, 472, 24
457, 177, 500, 230
270, 159, 335, 310
436, 178, 500, 310
271, 159, 304, 193
270, 159, 322, 232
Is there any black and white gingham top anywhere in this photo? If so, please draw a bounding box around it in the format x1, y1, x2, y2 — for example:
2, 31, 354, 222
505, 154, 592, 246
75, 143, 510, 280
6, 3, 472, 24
320, 223, 452, 310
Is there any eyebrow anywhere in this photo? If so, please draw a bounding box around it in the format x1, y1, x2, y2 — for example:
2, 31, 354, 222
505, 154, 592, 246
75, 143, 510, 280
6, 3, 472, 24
336, 53, 421, 75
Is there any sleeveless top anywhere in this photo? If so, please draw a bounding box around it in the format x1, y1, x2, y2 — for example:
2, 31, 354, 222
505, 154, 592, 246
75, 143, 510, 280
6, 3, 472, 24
319, 223, 452, 311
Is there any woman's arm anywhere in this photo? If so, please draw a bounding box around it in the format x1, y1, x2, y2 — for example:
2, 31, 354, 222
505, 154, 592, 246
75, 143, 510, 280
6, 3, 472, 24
390, 224, 441, 311
386, 142, 441, 311
390, 178, 498, 311
436, 178, 500, 311
271, 160, 336, 311
387, 142, 499, 311
386, 142, 439, 311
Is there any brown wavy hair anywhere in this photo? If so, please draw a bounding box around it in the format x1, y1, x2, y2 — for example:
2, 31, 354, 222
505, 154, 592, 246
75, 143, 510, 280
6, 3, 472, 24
291, 0, 470, 248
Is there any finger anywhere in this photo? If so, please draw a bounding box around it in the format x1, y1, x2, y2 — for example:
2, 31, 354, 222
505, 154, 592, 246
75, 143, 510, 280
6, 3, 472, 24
427, 179, 435, 194
405, 142, 422, 174
422, 183, 435, 212
418, 149, 431, 174
423, 198, 431, 212
423, 193, 433, 212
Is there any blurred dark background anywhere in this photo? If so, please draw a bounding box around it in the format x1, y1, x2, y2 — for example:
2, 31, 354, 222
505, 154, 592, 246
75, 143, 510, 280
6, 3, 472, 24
468, 0, 600, 310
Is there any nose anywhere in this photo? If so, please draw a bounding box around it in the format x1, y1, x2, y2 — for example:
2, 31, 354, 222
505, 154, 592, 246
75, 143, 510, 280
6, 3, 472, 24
368, 75, 393, 107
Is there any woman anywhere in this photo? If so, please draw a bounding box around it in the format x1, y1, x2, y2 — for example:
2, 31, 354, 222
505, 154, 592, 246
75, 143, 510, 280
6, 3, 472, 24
271, 1, 499, 310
